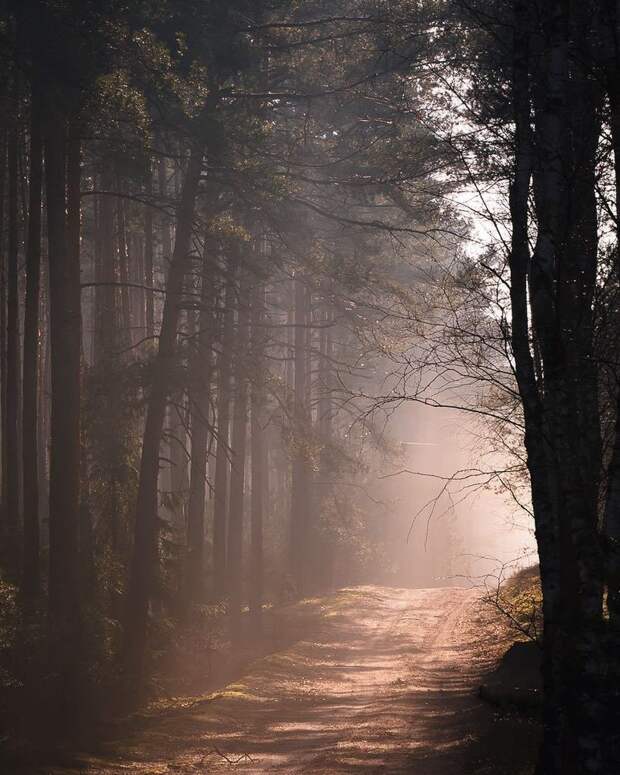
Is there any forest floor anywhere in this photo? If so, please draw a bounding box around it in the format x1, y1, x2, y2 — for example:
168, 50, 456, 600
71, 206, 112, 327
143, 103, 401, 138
39, 586, 539, 774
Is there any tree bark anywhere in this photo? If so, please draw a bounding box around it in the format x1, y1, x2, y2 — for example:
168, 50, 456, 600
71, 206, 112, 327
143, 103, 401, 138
123, 139, 204, 697
144, 167, 155, 341
96, 170, 117, 364
159, 153, 172, 278
22, 75, 43, 597
598, 3, 620, 765
213, 263, 236, 598
45, 96, 83, 725
290, 275, 311, 597
186, 248, 214, 606
317, 292, 334, 592
227, 275, 250, 640
116, 183, 132, 351
509, 3, 606, 772
5, 75, 20, 577
0, 127, 6, 568
508, 8, 562, 774
249, 283, 266, 632
168, 397, 189, 531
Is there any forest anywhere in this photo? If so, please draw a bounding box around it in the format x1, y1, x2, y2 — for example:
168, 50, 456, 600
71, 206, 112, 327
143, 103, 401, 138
0, 1, 619, 774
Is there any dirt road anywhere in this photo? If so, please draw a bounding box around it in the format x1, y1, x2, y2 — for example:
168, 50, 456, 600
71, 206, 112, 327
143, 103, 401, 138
63, 586, 492, 774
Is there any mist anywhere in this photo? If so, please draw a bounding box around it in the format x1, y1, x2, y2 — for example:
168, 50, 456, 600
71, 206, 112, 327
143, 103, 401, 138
2, 2, 616, 774
379, 401, 536, 588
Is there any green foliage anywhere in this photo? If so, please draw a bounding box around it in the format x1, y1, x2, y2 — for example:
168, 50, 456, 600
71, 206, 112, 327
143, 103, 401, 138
89, 68, 152, 175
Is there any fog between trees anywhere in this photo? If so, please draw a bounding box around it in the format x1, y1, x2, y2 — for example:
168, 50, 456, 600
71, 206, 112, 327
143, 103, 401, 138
0, 2, 619, 774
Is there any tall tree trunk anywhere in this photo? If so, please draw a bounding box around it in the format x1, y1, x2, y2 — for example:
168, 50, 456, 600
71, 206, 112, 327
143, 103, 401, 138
305, 286, 319, 591
159, 154, 172, 279
249, 283, 266, 631
168, 397, 189, 531
93, 170, 123, 560
38, 270, 50, 535
123, 139, 204, 697
45, 97, 83, 726
162, 149, 188, 532
22, 76, 43, 597
92, 181, 102, 361
213, 264, 236, 598
5, 76, 20, 577
144, 167, 155, 341
186, 249, 214, 606
510, 9, 562, 771
0, 127, 6, 564
290, 275, 310, 597
285, 281, 294, 391
96, 171, 116, 364
67, 120, 90, 588
116, 184, 132, 352
599, 3, 620, 765
509, 3, 606, 772
128, 233, 145, 345
317, 293, 334, 592
227, 275, 250, 640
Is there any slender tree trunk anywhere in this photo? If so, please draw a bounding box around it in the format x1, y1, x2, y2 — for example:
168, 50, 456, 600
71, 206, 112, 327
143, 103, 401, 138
249, 284, 266, 632
168, 396, 189, 531
159, 154, 172, 278
22, 76, 43, 597
97, 171, 116, 363
5, 77, 20, 577
213, 264, 236, 598
305, 287, 319, 591
290, 275, 310, 596
130, 233, 146, 348
0, 127, 6, 561
38, 272, 50, 538
45, 96, 83, 726
144, 167, 155, 341
285, 281, 294, 391
68, 120, 91, 587
93, 171, 126, 557
599, 4, 620, 766
508, 9, 561, 773
186, 251, 214, 606
227, 275, 250, 640
162, 149, 188, 532
92, 181, 102, 361
123, 139, 204, 697
116, 184, 132, 351
318, 293, 334, 592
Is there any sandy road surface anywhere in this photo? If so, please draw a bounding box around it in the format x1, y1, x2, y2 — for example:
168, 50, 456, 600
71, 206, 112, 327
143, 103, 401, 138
59, 586, 490, 774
